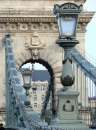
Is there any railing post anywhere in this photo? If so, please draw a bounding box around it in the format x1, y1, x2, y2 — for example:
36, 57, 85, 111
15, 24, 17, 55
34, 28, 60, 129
76, 65, 78, 91
80, 69, 82, 108
84, 74, 86, 123
72, 62, 75, 89
90, 82, 96, 128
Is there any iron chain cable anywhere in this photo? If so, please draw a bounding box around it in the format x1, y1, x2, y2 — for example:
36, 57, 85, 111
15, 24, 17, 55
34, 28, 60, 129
6, 35, 77, 130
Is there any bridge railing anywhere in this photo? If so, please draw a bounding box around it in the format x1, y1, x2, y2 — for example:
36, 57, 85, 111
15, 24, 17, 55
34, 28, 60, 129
72, 47, 96, 127
40, 78, 52, 120
5, 34, 76, 130
5, 34, 46, 129
75, 46, 96, 67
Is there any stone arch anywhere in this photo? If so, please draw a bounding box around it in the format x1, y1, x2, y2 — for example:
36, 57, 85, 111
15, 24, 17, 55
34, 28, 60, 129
15, 49, 62, 85
15, 49, 62, 116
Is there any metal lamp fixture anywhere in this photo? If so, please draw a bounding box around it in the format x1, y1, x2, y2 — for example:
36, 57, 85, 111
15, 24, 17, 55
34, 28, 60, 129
51, 3, 89, 130
21, 69, 32, 107
53, 3, 82, 88
22, 69, 32, 87
53, 3, 82, 39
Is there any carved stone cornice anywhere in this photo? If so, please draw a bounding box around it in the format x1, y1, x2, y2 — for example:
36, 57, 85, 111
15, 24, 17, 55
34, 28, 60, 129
0, 11, 94, 23
0, 17, 56, 23
0, 12, 94, 32
0, 30, 86, 33
0, 17, 92, 23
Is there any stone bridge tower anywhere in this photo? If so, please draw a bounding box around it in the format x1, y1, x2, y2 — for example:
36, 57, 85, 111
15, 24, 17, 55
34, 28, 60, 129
0, 0, 94, 124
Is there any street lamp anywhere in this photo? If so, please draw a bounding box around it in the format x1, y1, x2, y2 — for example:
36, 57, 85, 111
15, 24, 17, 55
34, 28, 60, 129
54, 3, 82, 40
21, 69, 32, 107
53, 3, 82, 88
51, 3, 89, 129
22, 69, 32, 86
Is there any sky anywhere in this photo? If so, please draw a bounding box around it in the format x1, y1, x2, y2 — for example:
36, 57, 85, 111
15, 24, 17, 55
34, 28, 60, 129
84, 0, 96, 63
23, 0, 96, 70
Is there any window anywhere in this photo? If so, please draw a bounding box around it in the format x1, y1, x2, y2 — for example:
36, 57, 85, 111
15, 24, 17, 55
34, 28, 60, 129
43, 86, 45, 91
34, 103, 37, 108
41, 95, 45, 101
41, 86, 43, 90
34, 95, 37, 101
41, 85, 45, 91
32, 85, 37, 93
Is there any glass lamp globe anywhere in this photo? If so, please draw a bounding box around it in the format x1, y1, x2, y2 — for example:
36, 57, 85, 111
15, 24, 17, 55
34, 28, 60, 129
57, 14, 77, 38
53, 3, 82, 39
21, 69, 32, 87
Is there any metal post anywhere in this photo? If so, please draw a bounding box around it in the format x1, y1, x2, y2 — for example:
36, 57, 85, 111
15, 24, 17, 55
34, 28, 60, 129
91, 81, 93, 126
52, 78, 57, 117
80, 69, 82, 107
76, 65, 78, 91
51, 3, 89, 129
87, 77, 90, 126
72, 62, 75, 89
95, 84, 96, 127
84, 74, 86, 123
89, 79, 92, 125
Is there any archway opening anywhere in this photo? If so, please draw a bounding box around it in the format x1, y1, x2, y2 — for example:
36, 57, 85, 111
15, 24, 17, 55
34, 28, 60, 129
19, 58, 55, 115
20, 58, 54, 83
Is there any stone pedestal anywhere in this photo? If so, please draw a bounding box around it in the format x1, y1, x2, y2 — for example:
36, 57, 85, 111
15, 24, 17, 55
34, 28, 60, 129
50, 88, 89, 130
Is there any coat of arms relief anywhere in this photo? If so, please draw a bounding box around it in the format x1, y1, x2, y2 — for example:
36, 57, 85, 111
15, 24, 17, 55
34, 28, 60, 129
25, 32, 46, 60
63, 100, 74, 112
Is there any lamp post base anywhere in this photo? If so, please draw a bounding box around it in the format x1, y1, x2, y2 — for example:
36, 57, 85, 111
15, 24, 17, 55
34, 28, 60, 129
50, 88, 89, 130
50, 119, 89, 130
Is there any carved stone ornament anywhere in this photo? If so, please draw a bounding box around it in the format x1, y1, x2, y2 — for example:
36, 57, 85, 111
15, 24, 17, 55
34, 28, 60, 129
32, 49, 40, 60
63, 100, 74, 112
25, 32, 45, 50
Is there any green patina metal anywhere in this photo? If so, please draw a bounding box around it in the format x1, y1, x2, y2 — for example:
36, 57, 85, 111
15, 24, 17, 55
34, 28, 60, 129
50, 2, 90, 130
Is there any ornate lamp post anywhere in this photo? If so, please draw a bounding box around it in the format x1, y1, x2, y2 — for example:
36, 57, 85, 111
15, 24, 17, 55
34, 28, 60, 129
21, 68, 47, 127
54, 3, 82, 89
51, 3, 89, 129
22, 69, 32, 108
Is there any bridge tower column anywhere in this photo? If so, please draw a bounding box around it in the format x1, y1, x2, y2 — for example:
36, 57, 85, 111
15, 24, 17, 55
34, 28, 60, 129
50, 3, 90, 129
